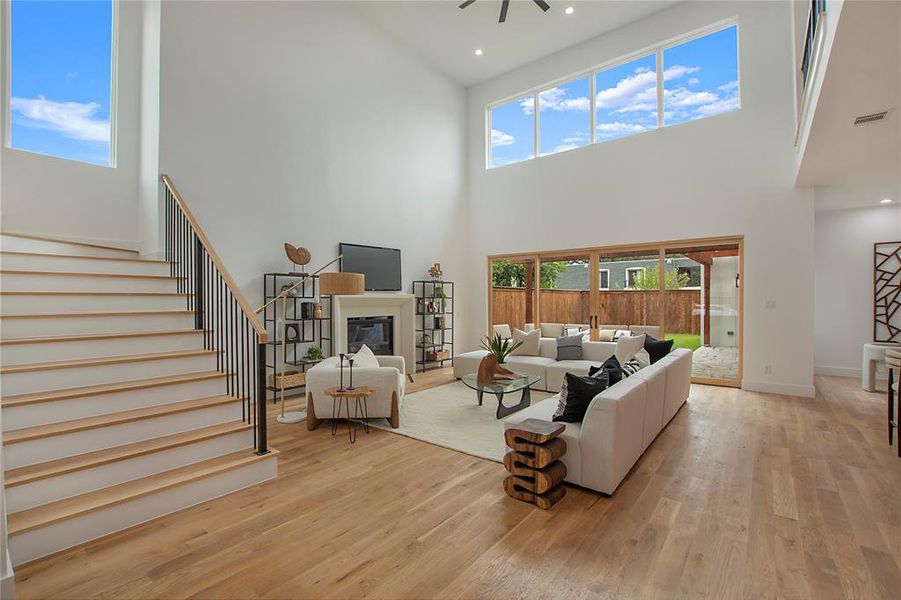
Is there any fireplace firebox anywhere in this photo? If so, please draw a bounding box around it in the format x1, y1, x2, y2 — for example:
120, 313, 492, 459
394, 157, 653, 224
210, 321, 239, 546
347, 316, 394, 355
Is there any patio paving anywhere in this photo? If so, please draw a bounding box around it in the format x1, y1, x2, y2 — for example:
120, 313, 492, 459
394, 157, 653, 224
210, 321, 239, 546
692, 346, 738, 380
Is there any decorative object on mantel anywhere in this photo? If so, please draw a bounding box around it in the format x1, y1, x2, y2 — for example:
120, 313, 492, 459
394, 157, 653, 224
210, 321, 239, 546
874, 241, 901, 342
429, 262, 443, 280
257, 254, 363, 424
503, 419, 567, 509
284, 243, 311, 272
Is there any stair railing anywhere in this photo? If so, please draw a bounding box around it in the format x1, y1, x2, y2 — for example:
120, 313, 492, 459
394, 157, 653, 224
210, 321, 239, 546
160, 174, 270, 455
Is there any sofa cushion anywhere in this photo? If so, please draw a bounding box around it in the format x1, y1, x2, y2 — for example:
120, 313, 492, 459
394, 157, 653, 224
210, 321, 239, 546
615, 334, 646, 364
540, 323, 565, 338
553, 371, 609, 423
630, 325, 661, 339
511, 328, 540, 356
504, 397, 582, 484
643, 335, 674, 364
555, 334, 584, 361
492, 324, 512, 339
598, 329, 616, 342
582, 341, 616, 363
504, 355, 555, 387
629, 362, 667, 451
538, 337, 558, 359
546, 359, 597, 392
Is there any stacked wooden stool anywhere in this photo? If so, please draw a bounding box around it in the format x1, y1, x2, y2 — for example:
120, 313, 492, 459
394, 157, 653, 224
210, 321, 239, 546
503, 419, 567, 509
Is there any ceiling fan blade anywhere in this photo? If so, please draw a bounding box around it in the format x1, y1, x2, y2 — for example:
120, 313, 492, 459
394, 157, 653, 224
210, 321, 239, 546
533, 0, 551, 11
459, 0, 476, 8
499, 0, 509, 23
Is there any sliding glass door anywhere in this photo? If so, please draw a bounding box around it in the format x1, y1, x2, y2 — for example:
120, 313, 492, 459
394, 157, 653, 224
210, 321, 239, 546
488, 237, 742, 387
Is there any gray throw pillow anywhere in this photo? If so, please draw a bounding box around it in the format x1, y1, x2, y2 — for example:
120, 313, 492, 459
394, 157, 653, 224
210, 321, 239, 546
555, 334, 584, 361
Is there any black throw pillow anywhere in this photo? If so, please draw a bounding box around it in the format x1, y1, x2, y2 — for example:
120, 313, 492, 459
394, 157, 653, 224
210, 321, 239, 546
553, 371, 609, 423
589, 355, 623, 386
644, 335, 674, 364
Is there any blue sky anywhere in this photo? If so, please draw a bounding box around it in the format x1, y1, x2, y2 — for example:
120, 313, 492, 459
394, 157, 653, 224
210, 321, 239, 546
10, 0, 113, 166
490, 25, 739, 167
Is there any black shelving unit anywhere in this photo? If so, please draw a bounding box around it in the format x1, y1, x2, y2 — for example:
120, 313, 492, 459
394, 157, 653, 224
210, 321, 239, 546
414, 280, 454, 373
263, 272, 333, 400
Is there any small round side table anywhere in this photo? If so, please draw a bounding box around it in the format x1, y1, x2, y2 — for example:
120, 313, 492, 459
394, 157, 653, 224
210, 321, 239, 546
324, 385, 374, 443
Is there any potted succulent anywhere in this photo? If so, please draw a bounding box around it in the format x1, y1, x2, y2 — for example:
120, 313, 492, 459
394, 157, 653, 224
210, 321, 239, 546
304, 345, 324, 363
434, 286, 447, 313
480, 333, 522, 365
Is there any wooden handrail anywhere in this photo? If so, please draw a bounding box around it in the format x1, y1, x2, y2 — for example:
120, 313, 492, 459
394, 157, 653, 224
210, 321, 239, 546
160, 174, 268, 343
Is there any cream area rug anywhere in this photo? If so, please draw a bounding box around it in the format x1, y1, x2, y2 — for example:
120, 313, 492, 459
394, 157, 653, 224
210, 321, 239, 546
370, 381, 554, 462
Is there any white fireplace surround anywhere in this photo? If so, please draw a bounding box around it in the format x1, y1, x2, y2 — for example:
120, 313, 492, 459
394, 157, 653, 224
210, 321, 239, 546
332, 294, 416, 369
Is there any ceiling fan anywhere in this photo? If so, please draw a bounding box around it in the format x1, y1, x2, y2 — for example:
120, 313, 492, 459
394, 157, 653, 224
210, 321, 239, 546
459, 0, 551, 24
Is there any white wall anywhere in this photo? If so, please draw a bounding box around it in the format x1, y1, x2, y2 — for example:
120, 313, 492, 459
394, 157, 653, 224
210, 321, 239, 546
0, 1, 144, 248
466, 1, 816, 397
158, 1, 470, 349
814, 202, 901, 377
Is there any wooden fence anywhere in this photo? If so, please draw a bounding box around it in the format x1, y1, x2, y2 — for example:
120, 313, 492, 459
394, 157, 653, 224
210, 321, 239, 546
491, 288, 701, 334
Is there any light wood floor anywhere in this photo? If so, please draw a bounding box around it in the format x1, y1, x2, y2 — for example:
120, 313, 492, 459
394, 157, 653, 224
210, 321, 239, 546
13, 372, 901, 599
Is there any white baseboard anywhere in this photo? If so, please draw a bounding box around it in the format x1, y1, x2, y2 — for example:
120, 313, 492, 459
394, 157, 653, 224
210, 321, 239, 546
742, 379, 816, 398
1, 551, 15, 599
815, 365, 887, 379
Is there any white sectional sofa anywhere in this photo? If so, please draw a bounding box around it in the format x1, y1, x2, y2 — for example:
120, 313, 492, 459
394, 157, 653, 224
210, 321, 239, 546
504, 348, 692, 495
521, 322, 662, 339
455, 337, 650, 392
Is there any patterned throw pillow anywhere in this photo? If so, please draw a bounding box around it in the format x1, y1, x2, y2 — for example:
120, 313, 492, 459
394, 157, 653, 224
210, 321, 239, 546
621, 358, 642, 377
613, 329, 635, 341
553, 371, 610, 422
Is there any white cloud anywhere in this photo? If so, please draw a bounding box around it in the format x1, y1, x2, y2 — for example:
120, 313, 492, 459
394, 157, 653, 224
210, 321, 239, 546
667, 89, 719, 107
552, 143, 579, 153
595, 69, 656, 109
595, 121, 648, 139
490, 128, 515, 147
520, 87, 589, 115
718, 80, 739, 92
688, 77, 700, 85
10, 96, 109, 142
662, 64, 700, 81
694, 95, 740, 116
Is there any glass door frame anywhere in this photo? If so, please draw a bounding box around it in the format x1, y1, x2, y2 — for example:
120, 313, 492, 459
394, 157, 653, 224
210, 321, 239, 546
486, 235, 743, 387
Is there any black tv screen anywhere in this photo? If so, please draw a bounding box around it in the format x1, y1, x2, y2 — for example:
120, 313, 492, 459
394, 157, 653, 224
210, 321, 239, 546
339, 243, 402, 291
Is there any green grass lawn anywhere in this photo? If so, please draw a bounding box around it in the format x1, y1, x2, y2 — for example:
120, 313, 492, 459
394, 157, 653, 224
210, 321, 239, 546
666, 333, 701, 351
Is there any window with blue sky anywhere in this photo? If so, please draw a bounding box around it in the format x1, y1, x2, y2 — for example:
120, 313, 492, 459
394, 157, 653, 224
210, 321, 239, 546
489, 96, 534, 168
9, 0, 114, 167
487, 23, 739, 169
538, 76, 589, 156
595, 54, 658, 143
664, 26, 739, 126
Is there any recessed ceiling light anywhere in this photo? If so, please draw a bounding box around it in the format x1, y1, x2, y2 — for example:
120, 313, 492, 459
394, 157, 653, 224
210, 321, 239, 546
565, 6, 574, 15
474, 48, 483, 56
880, 198, 893, 204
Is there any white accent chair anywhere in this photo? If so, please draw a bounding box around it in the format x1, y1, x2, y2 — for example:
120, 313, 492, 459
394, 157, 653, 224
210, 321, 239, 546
305, 355, 405, 429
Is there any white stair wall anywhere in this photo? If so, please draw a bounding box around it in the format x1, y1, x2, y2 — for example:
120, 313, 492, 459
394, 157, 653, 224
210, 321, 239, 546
0, 252, 170, 276
0, 233, 139, 258
5, 426, 254, 513
3, 373, 228, 430
1, 230, 277, 567
0, 330, 205, 365
0, 292, 189, 314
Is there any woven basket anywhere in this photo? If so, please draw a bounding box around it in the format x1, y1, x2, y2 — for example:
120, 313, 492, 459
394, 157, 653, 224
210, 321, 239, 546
269, 370, 306, 389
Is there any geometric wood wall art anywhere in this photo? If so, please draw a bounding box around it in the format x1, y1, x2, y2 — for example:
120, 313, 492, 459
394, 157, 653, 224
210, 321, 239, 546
874, 241, 901, 342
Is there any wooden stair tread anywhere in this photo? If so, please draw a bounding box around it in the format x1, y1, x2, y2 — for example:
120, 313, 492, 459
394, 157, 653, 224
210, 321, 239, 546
4, 422, 252, 488
6, 448, 278, 536
0, 231, 140, 254
0, 329, 204, 346
0, 270, 182, 280
0, 348, 217, 374
3, 395, 241, 445
0, 251, 168, 264
0, 291, 189, 297
2, 370, 226, 407
0, 310, 193, 320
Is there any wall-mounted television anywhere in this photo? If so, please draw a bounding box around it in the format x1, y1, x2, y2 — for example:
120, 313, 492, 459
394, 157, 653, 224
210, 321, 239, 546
339, 243, 402, 291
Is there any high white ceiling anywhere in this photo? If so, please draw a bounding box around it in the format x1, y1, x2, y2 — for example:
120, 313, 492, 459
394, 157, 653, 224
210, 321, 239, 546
350, 0, 679, 86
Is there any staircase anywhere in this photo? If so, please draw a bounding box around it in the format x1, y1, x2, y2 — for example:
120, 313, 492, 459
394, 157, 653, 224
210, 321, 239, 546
1, 179, 277, 566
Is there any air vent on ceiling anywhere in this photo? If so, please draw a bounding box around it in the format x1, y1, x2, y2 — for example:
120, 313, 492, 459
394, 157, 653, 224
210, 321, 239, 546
853, 111, 889, 126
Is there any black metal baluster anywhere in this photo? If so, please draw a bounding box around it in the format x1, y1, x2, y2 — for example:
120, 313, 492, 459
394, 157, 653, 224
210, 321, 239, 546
256, 340, 268, 454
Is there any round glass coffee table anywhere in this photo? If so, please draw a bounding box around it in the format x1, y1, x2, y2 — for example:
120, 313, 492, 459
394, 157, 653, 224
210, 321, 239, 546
460, 373, 541, 419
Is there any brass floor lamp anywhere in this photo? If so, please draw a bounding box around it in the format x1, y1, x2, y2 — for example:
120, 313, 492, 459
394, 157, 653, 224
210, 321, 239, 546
255, 256, 364, 424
